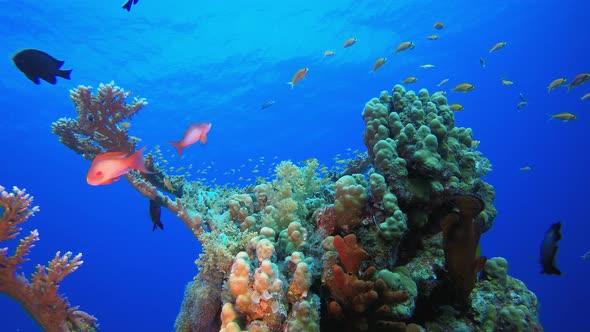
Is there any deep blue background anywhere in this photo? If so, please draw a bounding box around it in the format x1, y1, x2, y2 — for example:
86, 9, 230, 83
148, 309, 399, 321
0, 1, 588, 331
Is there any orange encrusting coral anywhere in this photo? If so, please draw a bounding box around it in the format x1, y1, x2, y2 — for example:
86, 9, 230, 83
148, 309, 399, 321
333, 234, 367, 273
326, 264, 411, 331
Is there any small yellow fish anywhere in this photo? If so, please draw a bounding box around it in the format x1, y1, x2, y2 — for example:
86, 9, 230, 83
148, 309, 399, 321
581, 92, 590, 101
395, 41, 415, 53
451, 82, 475, 92
324, 50, 335, 57
437, 78, 449, 87
427, 34, 439, 40
343, 38, 357, 48
371, 57, 387, 73
520, 166, 531, 171
471, 140, 480, 149
517, 101, 527, 110
547, 78, 567, 92
489, 41, 507, 53
566, 73, 590, 91
434, 90, 447, 95
176, 167, 185, 172
420, 64, 435, 69
549, 112, 577, 121
433, 21, 444, 30
163, 178, 174, 191
129, 135, 142, 142
120, 122, 131, 128
501, 78, 514, 86
449, 103, 464, 111
402, 76, 418, 84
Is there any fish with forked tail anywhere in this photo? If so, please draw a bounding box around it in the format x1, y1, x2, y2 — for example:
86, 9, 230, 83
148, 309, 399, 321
540, 222, 562, 275
122, 0, 139, 11
12, 49, 72, 85
149, 199, 164, 231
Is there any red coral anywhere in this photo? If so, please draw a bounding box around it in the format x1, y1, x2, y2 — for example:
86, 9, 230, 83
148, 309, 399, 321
333, 234, 367, 274
0, 185, 97, 332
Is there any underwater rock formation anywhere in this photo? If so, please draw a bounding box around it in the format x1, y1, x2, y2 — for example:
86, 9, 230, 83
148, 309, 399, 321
50, 82, 542, 331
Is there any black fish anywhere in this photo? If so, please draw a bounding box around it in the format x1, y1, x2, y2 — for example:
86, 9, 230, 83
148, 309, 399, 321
122, 0, 139, 11
261, 100, 275, 109
540, 222, 562, 275
149, 199, 164, 231
12, 49, 72, 85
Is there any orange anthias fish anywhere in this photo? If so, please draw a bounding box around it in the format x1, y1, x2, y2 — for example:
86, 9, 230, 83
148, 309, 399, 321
370, 57, 387, 73
343, 38, 357, 48
169, 122, 212, 156
86, 146, 152, 186
287, 68, 309, 88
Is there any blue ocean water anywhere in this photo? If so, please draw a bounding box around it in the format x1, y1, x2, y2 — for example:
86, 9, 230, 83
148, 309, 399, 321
0, 0, 587, 331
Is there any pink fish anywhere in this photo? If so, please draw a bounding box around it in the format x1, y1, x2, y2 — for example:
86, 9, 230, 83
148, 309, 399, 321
86, 146, 151, 186
169, 122, 212, 156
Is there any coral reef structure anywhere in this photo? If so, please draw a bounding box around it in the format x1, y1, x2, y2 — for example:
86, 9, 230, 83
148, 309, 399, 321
50, 82, 542, 332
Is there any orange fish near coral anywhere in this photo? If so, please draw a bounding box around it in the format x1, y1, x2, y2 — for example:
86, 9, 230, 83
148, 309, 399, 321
370, 58, 387, 73
287, 68, 309, 88
343, 38, 357, 48
86, 146, 152, 186
169, 122, 212, 157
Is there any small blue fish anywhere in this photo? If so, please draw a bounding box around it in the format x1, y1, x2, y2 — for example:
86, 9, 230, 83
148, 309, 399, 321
540, 222, 562, 275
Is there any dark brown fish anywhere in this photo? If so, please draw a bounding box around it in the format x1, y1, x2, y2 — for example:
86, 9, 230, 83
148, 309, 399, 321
540, 222, 561, 275
122, 0, 139, 11
149, 199, 164, 231
12, 49, 72, 85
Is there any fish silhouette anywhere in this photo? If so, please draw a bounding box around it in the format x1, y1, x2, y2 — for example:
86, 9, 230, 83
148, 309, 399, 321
149, 199, 164, 231
12, 49, 72, 85
122, 0, 139, 11
540, 222, 562, 275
